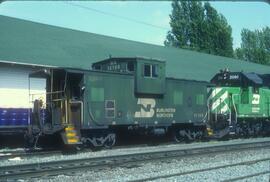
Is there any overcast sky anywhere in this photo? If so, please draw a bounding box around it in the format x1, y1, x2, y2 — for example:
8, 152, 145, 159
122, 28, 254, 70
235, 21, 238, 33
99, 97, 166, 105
0, 1, 269, 49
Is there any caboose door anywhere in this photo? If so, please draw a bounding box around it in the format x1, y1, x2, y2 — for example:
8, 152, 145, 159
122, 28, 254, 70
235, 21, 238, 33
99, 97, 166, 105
68, 100, 83, 128
66, 72, 84, 128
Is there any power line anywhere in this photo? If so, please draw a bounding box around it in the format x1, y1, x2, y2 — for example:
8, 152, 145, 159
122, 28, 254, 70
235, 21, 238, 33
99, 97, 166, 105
64, 2, 169, 31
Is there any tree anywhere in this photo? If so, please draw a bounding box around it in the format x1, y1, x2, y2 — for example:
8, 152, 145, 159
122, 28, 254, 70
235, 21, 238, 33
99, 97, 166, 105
234, 48, 244, 60
204, 3, 233, 57
235, 27, 270, 65
165, 1, 234, 58
262, 27, 270, 53
165, 1, 191, 48
188, 1, 205, 50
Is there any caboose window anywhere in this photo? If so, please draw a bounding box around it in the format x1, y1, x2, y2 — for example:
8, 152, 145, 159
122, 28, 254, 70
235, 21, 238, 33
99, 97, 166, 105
152, 65, 158, 77
144, 64, 151, 77
127, 62, 134, 72
94, 65, 101, 70
144, 64, 158, 78
105, 100, 115, 118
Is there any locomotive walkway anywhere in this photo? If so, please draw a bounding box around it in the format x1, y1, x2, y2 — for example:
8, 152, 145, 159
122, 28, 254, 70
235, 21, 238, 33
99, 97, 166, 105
1, 138, 270, 180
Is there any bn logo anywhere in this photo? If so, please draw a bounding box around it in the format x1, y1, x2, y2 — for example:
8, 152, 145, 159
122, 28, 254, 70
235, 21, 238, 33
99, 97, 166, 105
134, 98, 156, 118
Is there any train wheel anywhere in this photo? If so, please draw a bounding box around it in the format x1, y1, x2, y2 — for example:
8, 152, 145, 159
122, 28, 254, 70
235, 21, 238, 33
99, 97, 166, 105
24, 133, 36, 149
104, 133, 116, 149
173, 130, 186, 143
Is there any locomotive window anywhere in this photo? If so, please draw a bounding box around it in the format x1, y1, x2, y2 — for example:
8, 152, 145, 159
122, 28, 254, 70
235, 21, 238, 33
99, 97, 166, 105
144, 64, 158, 78
253, 87, 259, 94
241, 88, 249, 104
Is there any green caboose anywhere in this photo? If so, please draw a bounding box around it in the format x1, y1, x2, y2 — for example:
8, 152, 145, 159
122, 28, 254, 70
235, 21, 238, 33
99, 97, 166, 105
29, 57, 209, 147
208, 70, 270, 137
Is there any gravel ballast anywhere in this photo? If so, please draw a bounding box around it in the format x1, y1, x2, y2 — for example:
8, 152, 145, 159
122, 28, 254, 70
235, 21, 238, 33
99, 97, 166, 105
15, 140, 270, 181
1, 137, 270, 167
29, 147, 270, 182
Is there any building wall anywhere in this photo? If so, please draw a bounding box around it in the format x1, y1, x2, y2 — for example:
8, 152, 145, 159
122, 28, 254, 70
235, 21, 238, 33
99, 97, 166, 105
0, 64, 46, 108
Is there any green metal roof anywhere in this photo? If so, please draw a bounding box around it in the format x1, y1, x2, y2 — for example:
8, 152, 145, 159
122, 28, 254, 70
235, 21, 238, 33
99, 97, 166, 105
0, 15, 269, 82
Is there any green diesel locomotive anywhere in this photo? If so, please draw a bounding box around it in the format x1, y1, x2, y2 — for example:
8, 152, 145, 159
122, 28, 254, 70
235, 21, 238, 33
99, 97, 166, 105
208, 70, 270, 137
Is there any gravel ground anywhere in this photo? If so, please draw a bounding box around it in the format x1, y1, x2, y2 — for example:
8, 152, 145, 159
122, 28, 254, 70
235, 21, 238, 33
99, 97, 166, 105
1, 137, 270, 167
26, 146, 270, 182
1, 137, 270, 181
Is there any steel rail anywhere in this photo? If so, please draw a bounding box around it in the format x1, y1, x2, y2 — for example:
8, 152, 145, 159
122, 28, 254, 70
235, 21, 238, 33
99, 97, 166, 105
222, 171, 270, 182
0, 150, 62, 160
1, 139, 270, 180
129, 157, 270, 182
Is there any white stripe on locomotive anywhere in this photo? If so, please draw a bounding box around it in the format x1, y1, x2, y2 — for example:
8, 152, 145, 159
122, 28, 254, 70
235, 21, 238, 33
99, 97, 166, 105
211, 91, 228, 111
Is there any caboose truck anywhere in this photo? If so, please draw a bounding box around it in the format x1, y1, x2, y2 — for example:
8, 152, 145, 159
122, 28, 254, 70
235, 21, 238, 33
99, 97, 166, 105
208, 69, 270, 138
28, 57, 209, 148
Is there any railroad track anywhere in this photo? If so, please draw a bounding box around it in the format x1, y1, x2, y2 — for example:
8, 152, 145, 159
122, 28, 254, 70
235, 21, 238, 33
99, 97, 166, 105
0, 143, 163, 161
129, 157, 270, 182
0, 149, 62, 160
0, 140, 171, 161
1, 139, 270, 180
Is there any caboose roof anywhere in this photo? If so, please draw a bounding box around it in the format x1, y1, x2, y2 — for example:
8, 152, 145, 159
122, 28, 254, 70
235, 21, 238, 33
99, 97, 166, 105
0, 15, 269, 82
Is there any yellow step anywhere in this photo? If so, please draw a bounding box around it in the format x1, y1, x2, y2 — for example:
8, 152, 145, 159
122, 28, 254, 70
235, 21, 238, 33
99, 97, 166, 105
63, 125, 81, 144
207, 128, 214, 136
67, 137, 79, 144
66, 132, 77, 137
65, 127, 75, 131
